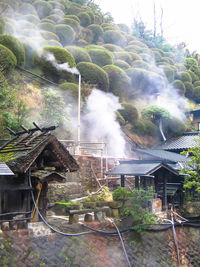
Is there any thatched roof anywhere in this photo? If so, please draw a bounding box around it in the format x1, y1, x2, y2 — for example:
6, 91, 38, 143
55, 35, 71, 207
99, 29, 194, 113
0, 133, 79, 173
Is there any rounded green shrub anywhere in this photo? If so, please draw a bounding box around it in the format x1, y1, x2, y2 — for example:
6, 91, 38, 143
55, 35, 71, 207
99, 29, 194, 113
40, 30, 59, 41
103, 65, 131, 98
172, 80, 185, 94
128, 52, 141, 62
163, 117, 186, 138
80, 28, 93, 43
193, 81, 200, 87
59, 82, 79, 99
153, 50, 162, 62
116, 111, 126, 126
48, 1, 65, 10
185, 57, 198, 72
39, 22, 55, 33
88, 24, 103, 43
175, 63, 186, 72
23, 14, 40, 24
41, 18, 55, 25
55, 24, 75, 46
34, 46, 76, 83
117, 24, 130, 33
184, 82, 194, 99
163, 65, 175, 83
64, 15, 80, 23
50, 9, 65, 18
113, 52, 132, 65
188, 70, 199, 83
85, 45, 105, 51
33, 0, 52, 19
0, 23, 3, 34
2, 22, 15, 35
20, 3, 37, 16
46, 14, 61, 23
45, 39, 63, 47
87, 48, 113, 67
0, 34, 25, 66
59, 18, 80, 33
103, 30, 127, 47
118, 102, 138, 124
114, 59, 130, 70
66, 5, 82, 15
178, 71, 192, 83
128, 40, 148, 48
65, 46, 91, 63
132, 60, 151, 70
78, 12, 91, 27
125, 45, 148, 54
0, 44, 17, 75
193, 86, 200, 103
76, 39, 88, 47
77, 62, 109, 91
86, 11, 95, 24
132, 119, 157, 136
102, 44, 123, 52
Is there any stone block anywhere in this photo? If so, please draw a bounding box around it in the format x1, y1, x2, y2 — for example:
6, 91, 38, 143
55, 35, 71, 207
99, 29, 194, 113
111, 208, 119, 218
9, 221, 18, 230
84, 213, 93, 222
1, 222, 9, 231
69, 214, 79, 224
94, 211, 104, 222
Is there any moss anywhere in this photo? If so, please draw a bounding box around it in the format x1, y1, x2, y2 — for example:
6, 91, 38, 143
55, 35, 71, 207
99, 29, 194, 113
172, 80, 186, 94
40, 30, 59, 41
0, 43, 17, 75
113, 51, 132, 65
34, 46, 76, 83
59, 18, 80, 33
65, 46, 91, 63
114, 59, 130, 70
77, 62, 109, 91
78, 11, 91, 27
102, 44, 123, 52
88, 24, 103, 43
87, 48, 113, 67
33, 0, 53, 19
103, 30, 127, 47
103, 64, 131, 98
118, 102, 138, 124
0, 35, 25, 67
55, 24, 75, 46
39, 22, 55, 33
0, 151, 16, 163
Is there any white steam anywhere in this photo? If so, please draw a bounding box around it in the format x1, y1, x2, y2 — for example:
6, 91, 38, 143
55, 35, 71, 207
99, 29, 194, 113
83, 89, 126, 158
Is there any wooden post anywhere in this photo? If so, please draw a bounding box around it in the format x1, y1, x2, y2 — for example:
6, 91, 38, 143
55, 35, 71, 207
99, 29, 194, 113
135, 176, 139, 189
121, 175, 125, 187
163, 174, 167, 210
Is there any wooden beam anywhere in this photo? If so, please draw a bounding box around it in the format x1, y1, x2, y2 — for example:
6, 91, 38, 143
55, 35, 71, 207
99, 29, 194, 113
121, 175, 125, 187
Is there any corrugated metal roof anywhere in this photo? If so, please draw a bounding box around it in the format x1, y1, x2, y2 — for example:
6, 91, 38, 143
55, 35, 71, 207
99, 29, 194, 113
156, 132, 200, 151
0, 162, 14, 176
135, 148, 189, 162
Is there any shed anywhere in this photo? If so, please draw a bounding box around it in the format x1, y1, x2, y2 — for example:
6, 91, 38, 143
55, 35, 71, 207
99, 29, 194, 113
0, 124, 79, 222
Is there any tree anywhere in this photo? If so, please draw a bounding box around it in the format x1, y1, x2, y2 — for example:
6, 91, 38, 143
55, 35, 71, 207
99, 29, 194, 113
142, 105, 171, 123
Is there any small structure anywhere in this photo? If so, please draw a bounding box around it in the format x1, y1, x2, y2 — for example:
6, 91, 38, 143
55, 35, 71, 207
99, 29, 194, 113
0, 123, 79, 223
107, 149, 189, 210
186, 109, 200, 131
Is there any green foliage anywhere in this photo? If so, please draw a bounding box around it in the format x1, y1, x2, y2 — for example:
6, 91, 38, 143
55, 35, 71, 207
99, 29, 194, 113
163, 117, 186, 138
118, 102, 138, 124
23, 14, 40, 24
0, 44, 17, 75
142, 105, 171, 121
20, 3, 37, 16
77, 62, 109, 91
103, 65, 131, 98
163, 65, 175, 83
117, 23, 130, 33
188, 70, 199, 83
193, 86, 200, 103
113, 51, 132, 65
132, 60, 150, 70
184, 82, 194, 99
181, 138, 200, 194
33, 0, 53, 19
59, 18, 80, 33
40, 30, 59, 41
193, 81, 200, 87
34, 46, 76, 82
88, 48, 113, 67
116, 111, 126, 125
132, 119, 157, 136
114, 59, 130, 70
185, 57, 199, 72
59, 82, 79, 99
0, 34, 25, 66
88, 24, 103, 43
102, 44, 123, 52
65, 46, 91, 63
48, 1, 65, 10
78, 11, 91, 27
45, 40, 62, 48
64, 15, 80, 23
50, 9, 65, 18
39, 22, 55, 33
55, 24, 75, 46
113, 187, 131, 201
172, 80, 186, 94
178, 71, 192, 83
46, 14, 61, 23
103, 30, 127, 47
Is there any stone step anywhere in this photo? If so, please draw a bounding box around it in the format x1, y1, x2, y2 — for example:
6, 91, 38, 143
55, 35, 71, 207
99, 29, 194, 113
28, 222, 52, 237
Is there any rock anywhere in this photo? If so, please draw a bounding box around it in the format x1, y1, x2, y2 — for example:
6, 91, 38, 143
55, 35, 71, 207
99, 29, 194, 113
69, 214, 79, 224
1, 222, 9, 231
84, 213, 93, 222
111, 209, 119, 218
94, 211, 105, 222
9, 221, 18, 230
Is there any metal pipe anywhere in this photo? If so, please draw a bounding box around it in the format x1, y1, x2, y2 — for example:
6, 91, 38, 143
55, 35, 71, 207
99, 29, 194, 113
77, 74, 81, 146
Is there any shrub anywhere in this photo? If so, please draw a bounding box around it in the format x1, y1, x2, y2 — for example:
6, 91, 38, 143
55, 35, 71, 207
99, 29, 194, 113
0, 35, 25, 66
132, 119, 157, 136
103, 65, 131, 98
128, 52, 141, 62
153, 50, 162, 62
59, 82, 79, 99
33, 0, 52, 19
48, 1, 65, 10
41, 18, 55, 25
66, 5, 82, 15
2, 22, 15, 35
185, 57, 198, 72
114, 59, 130, 70
78, 12, 91, 27
55, 24, 75, 46
40, 30, 59, 41
163, 117, 186, 138
178, 71, 192, 83
46, 14, 61, 23
23, 14, 40, 24
20, 3, 37, 16
59, 18, 80, 33
87, 48, 113, 67
0, 23, 3, 34
77, 62, 109, 91
45, 39, 63, 47
118, 102, 138, 124
64, 15, 80, 23
142, 105, 171, 121
102, 44, 123, 52
128, 40, 148, 48
116, 111, 126, 125
39, 22, 55, 33
132, 60, 151, 70
193, 86, 200, 103
125, 45, 148, 53
76, 39, 88, 47
50, 9, 65, 18
0, 44, 17, 75
113, 51, 132, 65
113, 187, 131, 201
117, 23, 130, 33
80, 28, 93, 43
172, 80, 186, 94
88, 24, 103, 43
163, 65, 175, 83
188, 70, 199, 83
34, 46, 76, 83
103, 30, 127, 47
193, 81, 200, 87
175, 63, 186, 72
65, 46, 91, 63
184, 82, 194, 99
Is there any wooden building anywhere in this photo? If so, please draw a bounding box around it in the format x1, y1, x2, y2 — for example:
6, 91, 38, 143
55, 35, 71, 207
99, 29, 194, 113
0, 124, 79, 222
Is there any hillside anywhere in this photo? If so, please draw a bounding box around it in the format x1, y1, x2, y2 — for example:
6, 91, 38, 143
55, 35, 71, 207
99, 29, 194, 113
0, 0, 200, 153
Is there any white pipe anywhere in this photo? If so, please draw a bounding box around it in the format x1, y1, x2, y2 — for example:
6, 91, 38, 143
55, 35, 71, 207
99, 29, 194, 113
78, 74, 81, 145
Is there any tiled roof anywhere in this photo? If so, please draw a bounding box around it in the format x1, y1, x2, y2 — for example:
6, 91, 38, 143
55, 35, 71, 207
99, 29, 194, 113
106, 160, 179, 176
0, 162, 14, 176
155, 132, 200, 151
135, 148, 190, 162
